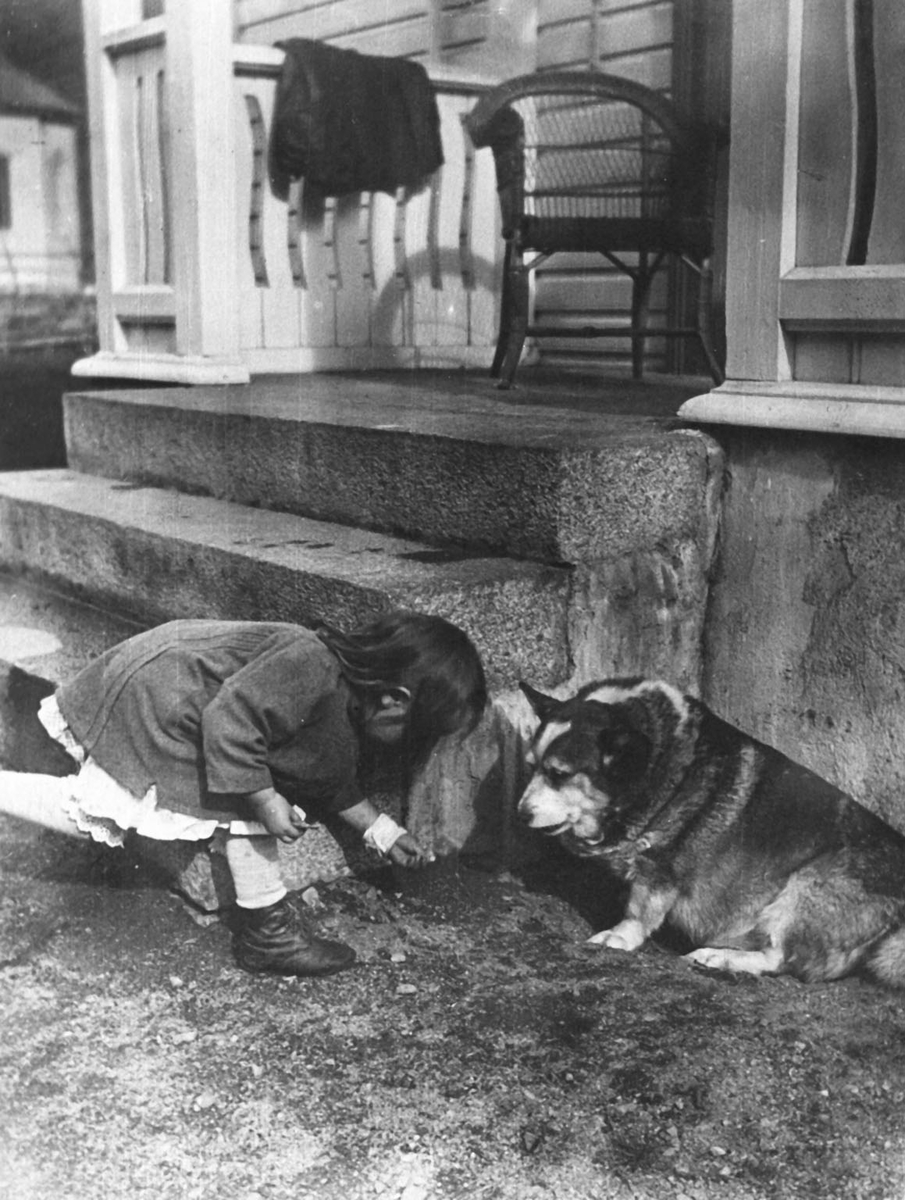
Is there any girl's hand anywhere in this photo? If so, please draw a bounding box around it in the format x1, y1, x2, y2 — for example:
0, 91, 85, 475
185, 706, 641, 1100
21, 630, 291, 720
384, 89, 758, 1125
387, 832, 434, 869
246, 788, 307, 843
339, 802, 434, 867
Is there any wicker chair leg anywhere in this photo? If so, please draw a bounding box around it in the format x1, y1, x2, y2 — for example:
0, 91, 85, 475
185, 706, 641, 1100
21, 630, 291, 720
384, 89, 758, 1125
491, 243, 515, 378
495, 252, 530, 389
630, 256, 654, 380
696, 258, 724, 385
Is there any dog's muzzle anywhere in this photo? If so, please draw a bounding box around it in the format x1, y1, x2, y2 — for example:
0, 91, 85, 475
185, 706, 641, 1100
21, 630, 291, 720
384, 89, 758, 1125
517, 779, 570, 832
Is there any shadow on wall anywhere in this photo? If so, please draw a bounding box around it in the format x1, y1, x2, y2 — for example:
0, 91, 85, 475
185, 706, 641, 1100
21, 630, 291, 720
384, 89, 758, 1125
0, 348, 81, 470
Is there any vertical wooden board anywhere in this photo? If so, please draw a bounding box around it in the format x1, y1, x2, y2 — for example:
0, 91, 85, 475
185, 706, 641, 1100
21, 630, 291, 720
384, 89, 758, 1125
368, 188, 406, 347
796, 0, 853, 266
166, 0, 242, 359
466, 142, 501, 348
294, 183, 336, 348
259, 184, 302, 349
296, 182, 337, 347
792, 333, 854, 383
724, 0, 796, 381
135, 47, 167, 286
403, 178, 438, 348
154, 66, 172, 286
334, 192, 372, 347
866, 0, 905, 264
245, 76, 301, 349
234, 80, 265, 350
433, 95, 469, 346
115, 53, 142, 286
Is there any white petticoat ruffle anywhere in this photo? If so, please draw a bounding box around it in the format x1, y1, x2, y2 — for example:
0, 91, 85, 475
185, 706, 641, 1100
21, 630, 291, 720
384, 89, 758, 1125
38, 694, 270, 846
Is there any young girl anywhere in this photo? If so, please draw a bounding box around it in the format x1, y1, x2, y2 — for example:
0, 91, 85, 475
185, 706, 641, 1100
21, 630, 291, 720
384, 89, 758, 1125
0, 610, 487, 978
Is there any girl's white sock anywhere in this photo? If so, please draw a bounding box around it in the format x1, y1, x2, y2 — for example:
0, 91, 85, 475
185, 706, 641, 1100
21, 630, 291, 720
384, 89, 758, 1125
224, 833, 287, 909
0, 771, 88, 838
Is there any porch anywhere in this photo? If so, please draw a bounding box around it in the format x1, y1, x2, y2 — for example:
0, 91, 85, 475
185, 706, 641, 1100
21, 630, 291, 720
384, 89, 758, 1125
0, 364, 722, 898
9, 0, 905, 875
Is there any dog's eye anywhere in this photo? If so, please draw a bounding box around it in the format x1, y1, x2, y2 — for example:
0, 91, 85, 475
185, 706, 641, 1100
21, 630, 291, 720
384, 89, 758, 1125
545, 766, 570, 786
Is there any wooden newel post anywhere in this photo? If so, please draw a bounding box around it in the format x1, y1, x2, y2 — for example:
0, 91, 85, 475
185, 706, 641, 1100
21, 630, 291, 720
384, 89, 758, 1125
165, 0, 245, 375
75, 0, 249, 384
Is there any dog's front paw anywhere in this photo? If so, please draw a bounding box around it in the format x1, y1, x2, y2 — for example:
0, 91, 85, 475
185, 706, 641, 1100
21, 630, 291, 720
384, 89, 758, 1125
586, 919, 646, 952
685, 945, 782, 977
685, 946, 729, 971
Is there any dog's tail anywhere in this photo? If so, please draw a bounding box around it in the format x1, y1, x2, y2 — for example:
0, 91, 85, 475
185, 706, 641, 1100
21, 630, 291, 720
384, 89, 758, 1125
865, 927, 905, 987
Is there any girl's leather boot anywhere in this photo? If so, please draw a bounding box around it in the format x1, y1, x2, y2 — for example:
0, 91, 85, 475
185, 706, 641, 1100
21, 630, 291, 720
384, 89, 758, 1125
234, 896, 356, 977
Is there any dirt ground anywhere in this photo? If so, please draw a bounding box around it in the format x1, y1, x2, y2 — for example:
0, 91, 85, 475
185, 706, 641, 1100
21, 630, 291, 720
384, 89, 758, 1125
3, 816, 905, 1200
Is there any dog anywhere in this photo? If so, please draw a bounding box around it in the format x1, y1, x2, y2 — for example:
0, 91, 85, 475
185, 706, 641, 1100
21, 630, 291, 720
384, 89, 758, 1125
518, 677, 905, 986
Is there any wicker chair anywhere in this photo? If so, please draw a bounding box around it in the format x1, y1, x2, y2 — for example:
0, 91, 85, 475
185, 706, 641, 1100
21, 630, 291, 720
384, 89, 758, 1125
464, 71, 725, 388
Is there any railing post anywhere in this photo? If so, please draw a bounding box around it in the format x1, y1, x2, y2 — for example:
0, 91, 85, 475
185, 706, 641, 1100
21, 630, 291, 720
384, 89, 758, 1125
78, 0, 139, 365
721, 0, 800, 383
165, 0, 246, 375
75, 0, 249, 383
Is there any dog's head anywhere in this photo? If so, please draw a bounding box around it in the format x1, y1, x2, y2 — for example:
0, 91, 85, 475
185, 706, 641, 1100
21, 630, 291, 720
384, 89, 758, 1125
517, 678, 688, 856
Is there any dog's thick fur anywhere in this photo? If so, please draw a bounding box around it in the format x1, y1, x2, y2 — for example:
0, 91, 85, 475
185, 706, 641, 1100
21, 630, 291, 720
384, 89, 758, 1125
518, 677, 905, 985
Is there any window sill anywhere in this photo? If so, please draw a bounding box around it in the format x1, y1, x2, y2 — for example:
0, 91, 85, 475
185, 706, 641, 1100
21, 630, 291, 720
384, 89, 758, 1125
678, 380, 905, 439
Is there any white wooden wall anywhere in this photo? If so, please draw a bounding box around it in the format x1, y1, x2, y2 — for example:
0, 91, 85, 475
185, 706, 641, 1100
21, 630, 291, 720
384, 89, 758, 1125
0, 114, 82, 293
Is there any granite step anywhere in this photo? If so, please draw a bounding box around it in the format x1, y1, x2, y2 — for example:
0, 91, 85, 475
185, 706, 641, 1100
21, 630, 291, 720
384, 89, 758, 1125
62, 374, 715, 564
0, 468, 571, 691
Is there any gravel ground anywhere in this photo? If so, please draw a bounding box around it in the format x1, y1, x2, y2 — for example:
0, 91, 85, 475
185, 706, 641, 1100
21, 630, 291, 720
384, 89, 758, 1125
3, 815, 905, 1200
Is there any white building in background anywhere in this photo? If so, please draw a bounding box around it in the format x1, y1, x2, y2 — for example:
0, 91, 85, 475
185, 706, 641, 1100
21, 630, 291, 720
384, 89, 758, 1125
0, 51, 82, 295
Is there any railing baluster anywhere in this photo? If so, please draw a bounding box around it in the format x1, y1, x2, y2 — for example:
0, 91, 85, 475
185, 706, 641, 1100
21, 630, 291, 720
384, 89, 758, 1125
287, 177, 305, 288
243, 93, 269, 287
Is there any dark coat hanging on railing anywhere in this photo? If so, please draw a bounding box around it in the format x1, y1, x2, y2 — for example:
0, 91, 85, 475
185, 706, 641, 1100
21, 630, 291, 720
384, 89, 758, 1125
268, 38, 444, 199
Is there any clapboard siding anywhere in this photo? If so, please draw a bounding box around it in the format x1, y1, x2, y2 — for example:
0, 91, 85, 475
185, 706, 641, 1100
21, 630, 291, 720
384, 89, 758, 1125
538, 0, 672, 82
594, 4, 673, 61
236, 0, 428, 43
438, 0, 490, 54
535, 0, 674, 371
237, 12, 431, 58
538, 275, 635, 311
236, 0, 492, 61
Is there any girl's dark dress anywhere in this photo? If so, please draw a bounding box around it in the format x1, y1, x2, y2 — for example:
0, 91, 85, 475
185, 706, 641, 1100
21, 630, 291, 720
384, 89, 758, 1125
55, 620, 363, 823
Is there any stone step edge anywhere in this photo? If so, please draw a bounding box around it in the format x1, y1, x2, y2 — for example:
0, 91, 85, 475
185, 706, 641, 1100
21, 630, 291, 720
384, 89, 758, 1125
0, 469, 572, 690
63, 387, 718, 566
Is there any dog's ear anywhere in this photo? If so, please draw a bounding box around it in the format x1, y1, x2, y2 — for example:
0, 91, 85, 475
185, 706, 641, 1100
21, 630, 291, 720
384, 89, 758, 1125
598, 716, 651, 776
519, 681, 560, 723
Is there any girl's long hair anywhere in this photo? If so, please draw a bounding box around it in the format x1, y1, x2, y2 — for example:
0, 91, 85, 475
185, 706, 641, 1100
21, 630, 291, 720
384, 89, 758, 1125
316, 610, 487, 770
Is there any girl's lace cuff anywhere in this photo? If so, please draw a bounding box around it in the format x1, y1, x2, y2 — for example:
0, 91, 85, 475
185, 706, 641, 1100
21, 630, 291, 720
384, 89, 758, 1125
363, 813, 406, 856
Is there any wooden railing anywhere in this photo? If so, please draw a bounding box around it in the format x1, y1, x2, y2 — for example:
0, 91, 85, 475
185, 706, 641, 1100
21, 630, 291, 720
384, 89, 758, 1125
75, 1, 501, 384
232, 46, 500, 374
